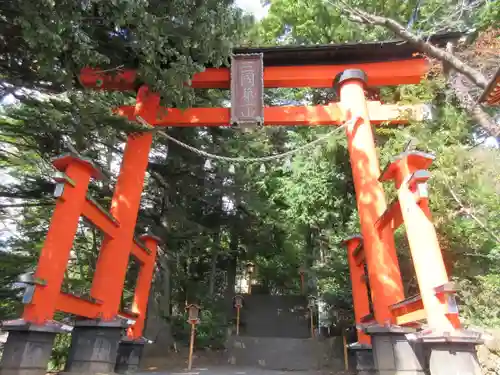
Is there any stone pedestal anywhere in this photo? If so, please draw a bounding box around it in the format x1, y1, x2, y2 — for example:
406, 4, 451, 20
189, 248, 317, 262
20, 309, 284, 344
0, 320, 70, 375
416, 331, 483, 375
65, 319, 125, 374
115, 337, 147, 374
367, 326, 427, 375
349, 343, 375, 375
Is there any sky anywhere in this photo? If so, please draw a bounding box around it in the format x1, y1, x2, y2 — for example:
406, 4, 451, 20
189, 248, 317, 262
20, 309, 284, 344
235, 0, 269, 20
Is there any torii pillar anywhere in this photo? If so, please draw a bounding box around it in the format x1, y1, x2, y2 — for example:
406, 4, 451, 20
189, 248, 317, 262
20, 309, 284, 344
64, 86, 160, 375
343, 235, 375, 375
336, 69, 405, 324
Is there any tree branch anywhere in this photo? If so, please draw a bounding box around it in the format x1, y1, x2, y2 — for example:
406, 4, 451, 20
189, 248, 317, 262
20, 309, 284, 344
333, 1, 490, 89
0, 202, 55, 209
443, 42, 500, 137
447, 185, 500, 244
450, 75, 500, 136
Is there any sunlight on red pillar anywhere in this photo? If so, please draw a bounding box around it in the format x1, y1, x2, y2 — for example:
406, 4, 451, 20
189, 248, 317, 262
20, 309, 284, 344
91, 86, 159, 319
338, 70, 404, 325
344, 236, 371, 345
128, 235, 160, 339
23, 158, 97, 323
399, 181, 459, 330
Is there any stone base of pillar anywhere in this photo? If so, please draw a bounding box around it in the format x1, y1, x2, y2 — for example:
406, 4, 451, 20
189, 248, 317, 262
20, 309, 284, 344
367, 326, 427, 375
0, 320, 71, 375
416, 331, 483, 375
64, 319, 126, 374
115, 337, 147, 374
349, 343, 376, 375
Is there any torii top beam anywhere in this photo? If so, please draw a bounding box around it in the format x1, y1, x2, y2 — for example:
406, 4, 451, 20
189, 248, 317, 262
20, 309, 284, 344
79, 32, 463, 91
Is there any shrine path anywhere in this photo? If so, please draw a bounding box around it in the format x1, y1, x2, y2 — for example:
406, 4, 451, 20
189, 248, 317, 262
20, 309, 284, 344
137, 367, 343, 375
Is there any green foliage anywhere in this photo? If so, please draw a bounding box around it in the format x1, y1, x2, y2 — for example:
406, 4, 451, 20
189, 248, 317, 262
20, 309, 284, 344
251, 0, 493, 46
250, 0, 388, 45
0, 0, 252, 107
0, 252, 33, 319
172, 300, 229, 350
476, 0, 500, 29
456, 275, 500, 328
49, 333, 72, 372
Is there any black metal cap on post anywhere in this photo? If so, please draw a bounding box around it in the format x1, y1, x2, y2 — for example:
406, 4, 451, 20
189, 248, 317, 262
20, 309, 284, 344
340, 234, 363, 247
52, 153, 106, 181
333, 69, 368, 94
140, 233, 163, 245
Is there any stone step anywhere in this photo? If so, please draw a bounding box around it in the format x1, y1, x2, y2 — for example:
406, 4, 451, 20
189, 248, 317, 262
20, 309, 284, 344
236, 295, 310, 339
226, 336, 348, 371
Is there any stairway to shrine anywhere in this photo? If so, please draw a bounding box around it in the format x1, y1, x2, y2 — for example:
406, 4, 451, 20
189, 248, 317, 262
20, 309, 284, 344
226, 294, 347, 371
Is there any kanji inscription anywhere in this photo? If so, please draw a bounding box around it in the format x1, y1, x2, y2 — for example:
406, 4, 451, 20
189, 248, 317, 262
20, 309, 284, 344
231, 54, 264, 127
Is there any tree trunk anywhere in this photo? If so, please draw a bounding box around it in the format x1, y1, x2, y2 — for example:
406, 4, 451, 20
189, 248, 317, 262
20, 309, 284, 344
208, 244, 219, 297
442, 42, 500, 136
225, 229, 239, 298
159, 256, 171, 318
209, 161, 224, 298
450, 77, 500, 136
304, 226, 316, 294
142, 258, 173, 362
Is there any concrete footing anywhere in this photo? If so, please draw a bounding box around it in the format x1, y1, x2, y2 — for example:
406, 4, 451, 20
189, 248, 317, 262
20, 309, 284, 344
417, 331, 483, 375
115, 337, 147, 374
367, 326, 427, 375
65, 319, 125, 374
365, 326, 485, 375
349, 343, 375, 375
0, 320, 71, 375
428, 342, 481, 375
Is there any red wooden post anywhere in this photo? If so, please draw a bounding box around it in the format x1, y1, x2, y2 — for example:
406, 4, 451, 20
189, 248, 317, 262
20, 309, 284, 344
387, 152, 460, 330
186, 304, 201, 370
343, 235, 371, 345
379, 151, 435, 189
337, 69, 404, 325
233, 295, 244, 336
23, 156, 102, 324
91, 86, 159, 319
127, 235, 160, 339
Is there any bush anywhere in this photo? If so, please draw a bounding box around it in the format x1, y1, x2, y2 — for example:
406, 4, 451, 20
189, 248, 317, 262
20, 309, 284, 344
49, 333, 71, 371
456, 275, 500, 328
171, 300, 229, 350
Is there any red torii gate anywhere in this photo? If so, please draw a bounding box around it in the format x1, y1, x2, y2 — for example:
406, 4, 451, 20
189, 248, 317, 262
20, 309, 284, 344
0, 34, 484, 375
